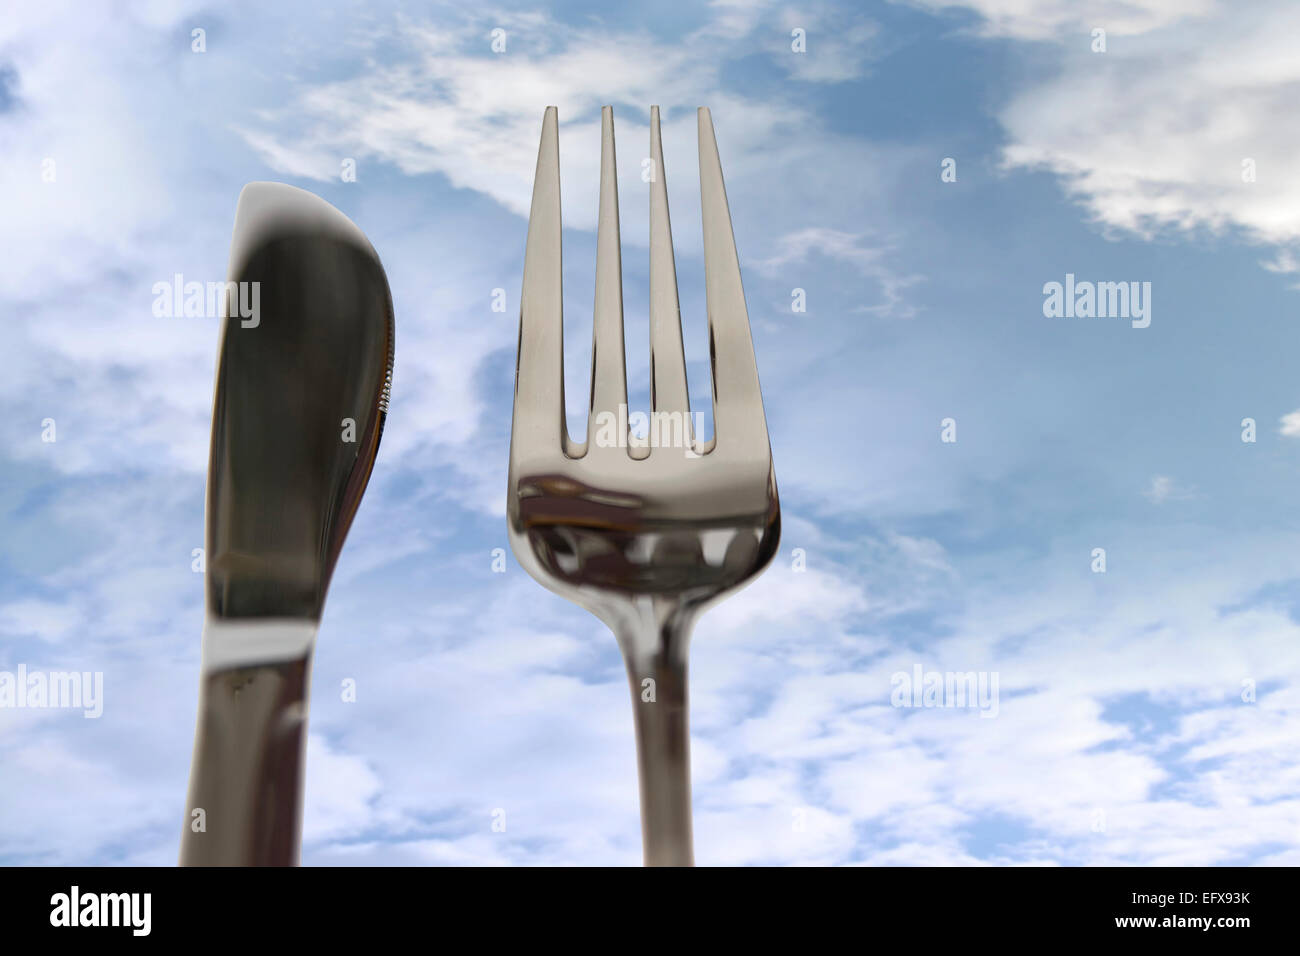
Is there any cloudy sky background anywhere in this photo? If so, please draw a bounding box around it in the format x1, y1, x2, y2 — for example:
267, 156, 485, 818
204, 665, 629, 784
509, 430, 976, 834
3, 0, 1300, 865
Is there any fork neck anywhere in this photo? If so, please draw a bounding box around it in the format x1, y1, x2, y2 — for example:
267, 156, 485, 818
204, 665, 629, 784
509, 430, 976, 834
609, 599, 698, 866
607, 598, 695, 667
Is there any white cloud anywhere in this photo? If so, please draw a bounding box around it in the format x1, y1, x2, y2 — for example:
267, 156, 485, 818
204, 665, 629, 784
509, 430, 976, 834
907, 0, 1216, 40
301, 734, 383, 844
0, 1, 204, 298
756, 228, 924, 317
925, 1, 1300, 274
1142, 475, 1193, 504
0, 599, 83, 643
237, 17, 705, 222
769, 4, 883, 82
1261, 249, 1300, 274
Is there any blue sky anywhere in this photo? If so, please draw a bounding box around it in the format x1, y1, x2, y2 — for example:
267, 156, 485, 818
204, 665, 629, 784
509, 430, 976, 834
3, 0, 1300, 865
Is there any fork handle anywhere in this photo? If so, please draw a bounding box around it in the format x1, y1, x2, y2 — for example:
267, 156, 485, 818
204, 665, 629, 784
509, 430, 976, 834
623, 632, 695, 866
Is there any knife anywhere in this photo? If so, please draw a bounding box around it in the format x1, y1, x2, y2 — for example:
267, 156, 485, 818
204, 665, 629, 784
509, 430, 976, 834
179, 182, 394, 866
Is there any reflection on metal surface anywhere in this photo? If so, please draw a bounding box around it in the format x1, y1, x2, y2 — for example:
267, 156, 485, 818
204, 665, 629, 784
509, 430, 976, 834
206, 183, 392, 621
507, 107, 780, 866
180, 182, 393, 867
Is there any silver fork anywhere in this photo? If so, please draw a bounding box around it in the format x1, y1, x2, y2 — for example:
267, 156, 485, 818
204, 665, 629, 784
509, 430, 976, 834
507, 105, 780, 866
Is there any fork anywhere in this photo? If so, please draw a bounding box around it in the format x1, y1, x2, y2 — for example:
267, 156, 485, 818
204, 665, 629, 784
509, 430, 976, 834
507, 105, 780, 866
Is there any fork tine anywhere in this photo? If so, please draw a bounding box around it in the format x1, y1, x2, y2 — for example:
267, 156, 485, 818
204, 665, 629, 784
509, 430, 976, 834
649, 106, 692, 446
513, 106, 568, 454
586, 105, 631, 455
698, 107, 769, 454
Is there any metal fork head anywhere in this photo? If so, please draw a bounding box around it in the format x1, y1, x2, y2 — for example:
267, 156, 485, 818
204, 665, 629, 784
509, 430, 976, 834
507, 106, 779, 635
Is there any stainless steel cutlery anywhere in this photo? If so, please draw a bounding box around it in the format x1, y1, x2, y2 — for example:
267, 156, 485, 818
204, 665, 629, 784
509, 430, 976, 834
180, 182, 394, 866
180, 105, 773, 867
507, 106, 780, 866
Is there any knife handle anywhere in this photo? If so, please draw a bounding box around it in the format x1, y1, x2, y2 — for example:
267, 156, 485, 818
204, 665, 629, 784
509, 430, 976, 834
179, 654, 312, 866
